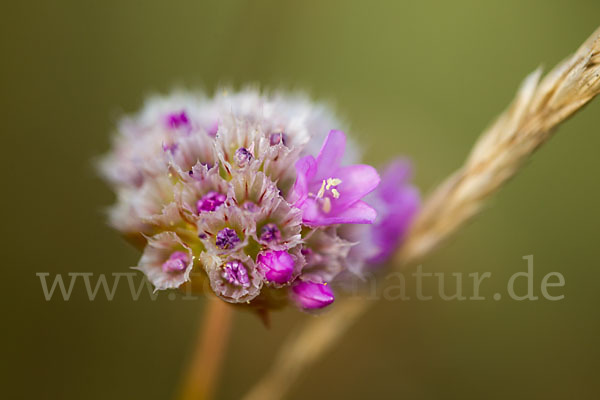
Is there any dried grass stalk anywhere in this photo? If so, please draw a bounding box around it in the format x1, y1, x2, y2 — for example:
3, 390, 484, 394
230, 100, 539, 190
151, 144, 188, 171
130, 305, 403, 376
398, 27, 600, 264
243, 27, 600, 400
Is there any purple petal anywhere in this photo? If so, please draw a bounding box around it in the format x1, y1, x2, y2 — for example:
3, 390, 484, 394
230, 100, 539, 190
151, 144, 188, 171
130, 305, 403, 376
329, 200, 377, 224
314, 130, 346, 178
333, 164, 381, 207
369, 185, 420, 263
289, 155, 317, 204
377, 159, 413, 203
300, 199, 377, 226
352, 158, 421, 266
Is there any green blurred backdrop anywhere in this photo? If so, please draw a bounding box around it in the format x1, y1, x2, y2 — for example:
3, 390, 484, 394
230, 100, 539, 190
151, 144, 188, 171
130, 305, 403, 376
2, 1, 599, 399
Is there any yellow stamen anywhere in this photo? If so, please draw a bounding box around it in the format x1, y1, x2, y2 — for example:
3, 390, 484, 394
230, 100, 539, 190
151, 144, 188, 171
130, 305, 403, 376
311, 177, 343, 207
326, 178, 342, 190
316, 180, 326, 198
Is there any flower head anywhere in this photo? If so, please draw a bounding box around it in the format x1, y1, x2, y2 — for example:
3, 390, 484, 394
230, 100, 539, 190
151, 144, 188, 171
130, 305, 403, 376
99, 89, 419, 314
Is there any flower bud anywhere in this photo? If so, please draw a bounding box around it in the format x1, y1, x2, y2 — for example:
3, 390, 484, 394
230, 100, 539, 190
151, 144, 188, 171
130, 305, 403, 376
291, 280, 334, 310
196, 191, 226, 213
166, 110, 190, 129
259, 223, 281, 243
234, 147, 253, 167
269, 132, 287, 146
215, 227, 240, 249
257, 250, 294, 284
161, 251, 190, 273
222, 260, 250, 287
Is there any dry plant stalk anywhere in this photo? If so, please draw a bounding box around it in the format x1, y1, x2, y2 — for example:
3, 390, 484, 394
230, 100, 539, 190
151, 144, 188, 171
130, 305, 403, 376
243, 27, 600, 400
398, 27, 600, 264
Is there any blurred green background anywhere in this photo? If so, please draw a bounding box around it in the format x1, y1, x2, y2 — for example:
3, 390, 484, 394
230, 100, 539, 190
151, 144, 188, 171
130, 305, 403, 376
2, 1, 599, 399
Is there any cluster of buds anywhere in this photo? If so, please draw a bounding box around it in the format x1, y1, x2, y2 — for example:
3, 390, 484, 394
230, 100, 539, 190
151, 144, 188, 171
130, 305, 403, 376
100, 89, 419, 313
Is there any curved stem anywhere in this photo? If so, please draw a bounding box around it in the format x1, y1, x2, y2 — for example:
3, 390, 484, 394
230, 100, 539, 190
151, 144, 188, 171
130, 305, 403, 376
178, 298, 233, 400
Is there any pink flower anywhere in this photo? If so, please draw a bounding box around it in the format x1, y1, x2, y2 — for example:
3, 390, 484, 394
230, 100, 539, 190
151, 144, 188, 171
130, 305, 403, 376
290, 130, 380, 226
343, 159, 420, 275
367, 159, 420, 263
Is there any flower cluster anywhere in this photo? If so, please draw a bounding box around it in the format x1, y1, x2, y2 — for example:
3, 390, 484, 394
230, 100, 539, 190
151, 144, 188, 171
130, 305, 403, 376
99, 89, 419, 313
